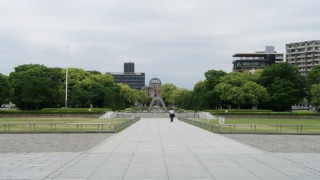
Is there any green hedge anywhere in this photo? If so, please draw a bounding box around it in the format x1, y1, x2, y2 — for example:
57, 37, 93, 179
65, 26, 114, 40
206, 111, 320, 116
206, 109, 273, 113
0, 108, 110, 114
41, 108, 109, 113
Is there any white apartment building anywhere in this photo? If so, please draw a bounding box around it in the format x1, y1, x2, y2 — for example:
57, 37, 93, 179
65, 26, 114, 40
286, 40, 320, 76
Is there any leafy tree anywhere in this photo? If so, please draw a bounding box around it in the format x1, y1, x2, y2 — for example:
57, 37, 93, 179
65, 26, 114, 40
189, 69, 227, 110
7, 64, 146, 110
136, 90, 150, 107
68, 85, 91, 108
9, 64, 63, 110
306, 65, 320, 103
307, 65, 320, 85
103, 86, 120, 110
118, 83, 139, 107
239, 81, 269, 108
161, 83, 177, 105
0, 74, 11, 105
167, 88, 191, 108
311, 84, 320, 111
215, 71, 269, 109
190, 81, 221, 110
259, 63, 306, 111
68, 70, 115, 108
191, 81, 207, 109
204, 70, 227, 89
86, 73, 114, 107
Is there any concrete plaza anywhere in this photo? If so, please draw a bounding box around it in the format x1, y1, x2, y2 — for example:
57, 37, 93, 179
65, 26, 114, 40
1, 118, 320, 179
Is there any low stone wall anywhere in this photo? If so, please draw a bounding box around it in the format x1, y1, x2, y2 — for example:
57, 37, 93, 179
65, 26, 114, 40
116, 112, 198, 118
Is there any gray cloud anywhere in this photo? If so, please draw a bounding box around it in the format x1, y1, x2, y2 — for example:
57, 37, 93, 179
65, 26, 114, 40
1, 0, 320, 89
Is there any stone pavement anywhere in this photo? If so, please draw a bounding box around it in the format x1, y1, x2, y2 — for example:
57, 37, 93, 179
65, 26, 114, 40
1, 118, 320, 179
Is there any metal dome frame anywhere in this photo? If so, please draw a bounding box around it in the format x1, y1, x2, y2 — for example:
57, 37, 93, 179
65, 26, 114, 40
149, 78, 162, 84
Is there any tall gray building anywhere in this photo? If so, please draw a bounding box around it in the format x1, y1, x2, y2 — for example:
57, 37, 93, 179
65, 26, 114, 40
286, 40, 320, 76
108, 62, 145, 90
124, 62, 134, 73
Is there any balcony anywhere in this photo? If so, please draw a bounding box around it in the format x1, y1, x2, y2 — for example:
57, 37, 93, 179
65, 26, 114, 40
306, 43, 314, 47
286, 46, 296, 50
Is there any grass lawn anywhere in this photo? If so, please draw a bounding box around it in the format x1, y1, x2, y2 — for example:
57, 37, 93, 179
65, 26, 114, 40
201, 118, 320, 125
0, 118, 129, 133
199, 118, 320, 134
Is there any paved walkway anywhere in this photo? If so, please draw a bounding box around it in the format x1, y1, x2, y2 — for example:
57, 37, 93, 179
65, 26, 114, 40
1, 118, 320, 179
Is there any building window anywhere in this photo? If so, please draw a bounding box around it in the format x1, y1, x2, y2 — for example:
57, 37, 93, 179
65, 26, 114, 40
251, 62, 260, 66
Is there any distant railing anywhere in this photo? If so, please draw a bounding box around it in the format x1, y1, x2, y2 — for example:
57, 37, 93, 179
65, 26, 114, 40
114, 117, 140, 132
0, 123, 65, 133
178, 117, 320, 134
116, 112, 197, 119
66, 123, 113, 132
178, 118, 220, 133
0, 117, 141, 133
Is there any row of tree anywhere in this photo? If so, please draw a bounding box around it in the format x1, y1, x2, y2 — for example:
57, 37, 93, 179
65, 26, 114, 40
0, 64, 149, 110
1, 63, 320, 111
160, 63, 320, 111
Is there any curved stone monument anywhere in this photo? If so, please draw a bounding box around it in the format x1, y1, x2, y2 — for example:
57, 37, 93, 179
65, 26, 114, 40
145, 78, 167, 112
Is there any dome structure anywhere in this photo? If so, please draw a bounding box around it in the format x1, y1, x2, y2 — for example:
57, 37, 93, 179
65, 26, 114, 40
145, 77, 167, 112
149, 78, 162, 85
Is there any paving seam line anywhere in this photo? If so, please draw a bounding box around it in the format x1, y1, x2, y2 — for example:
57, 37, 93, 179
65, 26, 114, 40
45, 152, 86, 178
175, 119, 266, 179
120, 118, 150, 180
269, 153, 320, 175
178, 119, 320, 178
168, 120, 217, 179
85, 121, 145, 179
156, 118, 170, 179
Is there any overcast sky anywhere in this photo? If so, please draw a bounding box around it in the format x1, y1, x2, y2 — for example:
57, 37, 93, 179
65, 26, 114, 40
1, 0, 320, 89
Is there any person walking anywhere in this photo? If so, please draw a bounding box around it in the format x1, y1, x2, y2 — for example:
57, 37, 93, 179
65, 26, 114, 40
169, 108, 175, 122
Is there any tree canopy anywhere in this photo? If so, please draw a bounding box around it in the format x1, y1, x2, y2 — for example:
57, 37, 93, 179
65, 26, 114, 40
9, 64, 63, 110
259, 63, 306, 111
0, 73, 11, 105
2, 63, 316, 111
214, 71, 269, 109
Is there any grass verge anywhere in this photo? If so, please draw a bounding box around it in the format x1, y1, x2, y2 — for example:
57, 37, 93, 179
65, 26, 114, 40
197, 118, 320, 134
0, 118, 128, 133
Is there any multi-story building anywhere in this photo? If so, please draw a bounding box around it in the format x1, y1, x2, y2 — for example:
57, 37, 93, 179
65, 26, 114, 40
124, 62, 134, 73
108, 62, 145, 90
232, 46, 284, 72
286, 40, 320, 76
